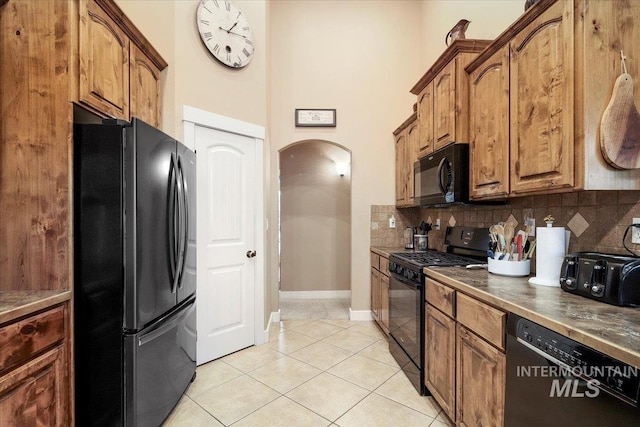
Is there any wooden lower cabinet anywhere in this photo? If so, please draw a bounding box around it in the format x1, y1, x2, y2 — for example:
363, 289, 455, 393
380, 273, 389, 330
425, 304, 456, 421
424, 275, 506, 426
456, 324, 506, 427
0, 304, 69, 427
370, 251, 389, 334
0, 347, 66, 426
371, 267, 381, 323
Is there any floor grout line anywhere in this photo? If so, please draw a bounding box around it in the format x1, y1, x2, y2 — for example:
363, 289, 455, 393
166, 300, 444, 426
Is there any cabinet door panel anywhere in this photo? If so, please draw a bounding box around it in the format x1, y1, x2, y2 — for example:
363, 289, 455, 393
406, 123, 419, 203
0, 347, 65, 427
380, 273, 389, 331
80, 0, 130, 119
130, 43, 162, 128
510, 1, 573, 193
395, 133, 407, 205
371, 268, 380, 322
425, 305, 456, 422
434, 61, 456, 150
470, 46, 510, 199
456, 325, 505, 427
418, 83, 434, 157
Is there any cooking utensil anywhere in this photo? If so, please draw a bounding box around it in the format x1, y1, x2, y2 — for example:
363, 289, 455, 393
504, 222, 515, 254
523, 239, 536, 260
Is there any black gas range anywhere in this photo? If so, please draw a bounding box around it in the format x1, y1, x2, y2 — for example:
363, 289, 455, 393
388, 226, 489, 395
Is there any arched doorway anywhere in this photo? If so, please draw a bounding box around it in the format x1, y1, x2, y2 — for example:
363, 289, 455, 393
278, 140, 351, 319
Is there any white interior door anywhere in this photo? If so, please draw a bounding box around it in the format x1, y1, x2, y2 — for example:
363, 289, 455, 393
195, 125, 256, 364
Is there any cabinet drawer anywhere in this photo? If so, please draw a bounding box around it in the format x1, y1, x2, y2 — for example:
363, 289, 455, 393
456, 293, 505, 350
426, 278, 455, 318
379, 256, 389, 275
0, 306, 65, 373
371, 252, 380, 270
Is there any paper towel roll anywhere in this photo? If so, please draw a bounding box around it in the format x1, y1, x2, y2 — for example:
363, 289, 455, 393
528, 226, 567, 287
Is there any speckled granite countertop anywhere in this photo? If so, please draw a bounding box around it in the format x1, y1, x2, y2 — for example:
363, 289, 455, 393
371, 246, 419, 257
425, 267, 640, 368
0, 290, 72, 325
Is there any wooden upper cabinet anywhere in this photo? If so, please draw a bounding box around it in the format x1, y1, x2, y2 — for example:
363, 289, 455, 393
411, 40, 492, 157
130, 43, 162, 128
434, 61, 456, 151
395, 132, 407, 205
78, 0, 168, 126
417, 82, 434, 158
467, 0, 640, 198
510, 0, 573, 194
80, 0, 130, 119
469, 46, 510, 199
394, 114, 418, 207
406, 121, 419, 202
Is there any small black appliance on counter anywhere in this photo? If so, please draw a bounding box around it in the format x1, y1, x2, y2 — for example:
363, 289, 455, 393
560, 252, 640, 307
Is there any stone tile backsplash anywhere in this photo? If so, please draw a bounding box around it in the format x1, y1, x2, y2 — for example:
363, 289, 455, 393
371, 190, 640, 256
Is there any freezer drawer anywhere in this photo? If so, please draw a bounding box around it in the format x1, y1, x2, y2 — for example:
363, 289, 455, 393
124, 298, 196, 427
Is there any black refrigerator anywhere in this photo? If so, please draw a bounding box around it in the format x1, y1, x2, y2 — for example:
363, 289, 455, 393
74, 118, 197, 426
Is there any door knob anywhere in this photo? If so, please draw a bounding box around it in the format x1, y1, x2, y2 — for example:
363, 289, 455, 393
246, 250, 256, 258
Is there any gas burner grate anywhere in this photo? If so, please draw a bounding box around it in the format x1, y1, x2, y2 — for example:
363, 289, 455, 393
390, 251, 483, 267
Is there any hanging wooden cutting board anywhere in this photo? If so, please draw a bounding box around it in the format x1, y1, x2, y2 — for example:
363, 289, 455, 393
600, 72, 640, 169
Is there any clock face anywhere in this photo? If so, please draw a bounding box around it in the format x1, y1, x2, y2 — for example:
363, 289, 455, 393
196, 0, 254, 68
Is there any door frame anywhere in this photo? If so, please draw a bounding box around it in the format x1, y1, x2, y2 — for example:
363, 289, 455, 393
182, 105, 267, 346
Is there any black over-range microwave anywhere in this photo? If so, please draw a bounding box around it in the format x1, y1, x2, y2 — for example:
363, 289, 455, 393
414, 143, 470, 206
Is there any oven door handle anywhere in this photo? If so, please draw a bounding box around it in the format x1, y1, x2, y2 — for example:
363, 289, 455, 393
390, 272, 421, 289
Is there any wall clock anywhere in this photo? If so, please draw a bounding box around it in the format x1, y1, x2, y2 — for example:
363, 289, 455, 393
196, 0, 254, 69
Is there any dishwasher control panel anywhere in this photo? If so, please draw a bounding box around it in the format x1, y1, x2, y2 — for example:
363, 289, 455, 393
510, 315, 640, 406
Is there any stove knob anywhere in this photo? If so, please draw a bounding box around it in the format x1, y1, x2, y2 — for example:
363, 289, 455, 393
591, 283, 605, 297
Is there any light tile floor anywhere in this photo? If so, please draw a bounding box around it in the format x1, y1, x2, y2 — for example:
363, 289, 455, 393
163, 318, 453, 426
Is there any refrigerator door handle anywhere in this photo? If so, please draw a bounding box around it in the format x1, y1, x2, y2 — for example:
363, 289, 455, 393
169, 153, 180, 294
177, 155, 189, 290
174, 157, 186, 291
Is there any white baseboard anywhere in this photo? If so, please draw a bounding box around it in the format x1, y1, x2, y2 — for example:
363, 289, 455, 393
263, 310, 280, 343
279, 290, 351, 300
349, 308, 374, 321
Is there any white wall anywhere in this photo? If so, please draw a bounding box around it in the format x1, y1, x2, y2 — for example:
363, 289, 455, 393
420, 0, 524, 68
269, 0, 422, 312
114, 0, 529, 323
116, 0, 268, 137
115, 0, 272, 322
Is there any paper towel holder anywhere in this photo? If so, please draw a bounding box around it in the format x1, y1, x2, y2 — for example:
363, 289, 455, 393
528, 214, 567, 287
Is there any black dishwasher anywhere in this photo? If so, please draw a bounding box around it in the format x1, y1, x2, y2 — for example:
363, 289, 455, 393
505, 314, 640, 427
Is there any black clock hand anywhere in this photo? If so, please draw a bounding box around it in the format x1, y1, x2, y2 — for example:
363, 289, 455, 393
223, 12, 241, 33
226, 30, 248, 39
227, 20, 238, 32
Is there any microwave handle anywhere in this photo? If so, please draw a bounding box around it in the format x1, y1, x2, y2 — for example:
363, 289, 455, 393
437, 157, 451, 194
